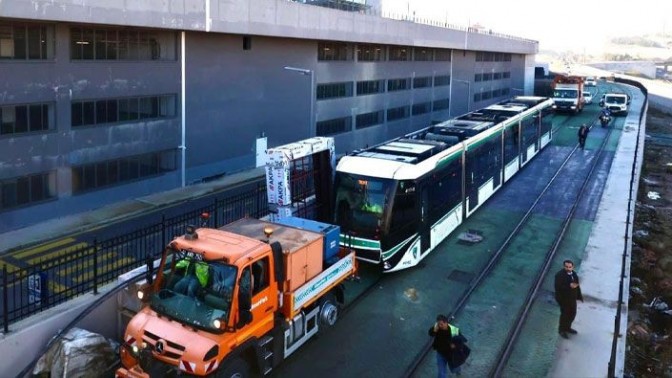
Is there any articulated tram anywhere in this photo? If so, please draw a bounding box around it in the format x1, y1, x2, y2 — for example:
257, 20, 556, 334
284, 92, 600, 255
334, 96, 554, 272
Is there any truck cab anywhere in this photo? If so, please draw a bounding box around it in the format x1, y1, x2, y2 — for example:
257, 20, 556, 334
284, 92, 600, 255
550, 75, 585, 114
117, 218, 356, 377
600, 93, 630, 115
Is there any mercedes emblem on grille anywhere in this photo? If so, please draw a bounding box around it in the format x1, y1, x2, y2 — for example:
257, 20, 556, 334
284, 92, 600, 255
155, 340, 165, 355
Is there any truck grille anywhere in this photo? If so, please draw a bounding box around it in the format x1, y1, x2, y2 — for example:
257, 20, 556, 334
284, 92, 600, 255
143, 330, 186, 360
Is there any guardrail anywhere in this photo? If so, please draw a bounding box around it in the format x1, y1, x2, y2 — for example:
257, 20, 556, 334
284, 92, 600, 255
607, 77, 648, 377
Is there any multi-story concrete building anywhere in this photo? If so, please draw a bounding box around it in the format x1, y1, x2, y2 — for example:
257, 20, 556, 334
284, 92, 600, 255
0, 0, 538, 232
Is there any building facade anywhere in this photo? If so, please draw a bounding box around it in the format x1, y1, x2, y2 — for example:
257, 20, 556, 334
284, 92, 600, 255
0, 0, 538, 232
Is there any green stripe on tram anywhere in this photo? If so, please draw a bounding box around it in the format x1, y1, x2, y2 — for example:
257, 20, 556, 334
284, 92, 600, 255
339, 235, 380, 249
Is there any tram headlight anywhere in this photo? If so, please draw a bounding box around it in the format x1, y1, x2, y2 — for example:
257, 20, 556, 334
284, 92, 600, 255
383, 261, 391, 270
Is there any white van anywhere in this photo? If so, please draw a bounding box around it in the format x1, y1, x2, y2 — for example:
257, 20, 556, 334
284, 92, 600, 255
584, 76, 597, 87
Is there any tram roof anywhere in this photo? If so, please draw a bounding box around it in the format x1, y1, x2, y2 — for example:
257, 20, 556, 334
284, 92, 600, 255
337, 96, 552, 180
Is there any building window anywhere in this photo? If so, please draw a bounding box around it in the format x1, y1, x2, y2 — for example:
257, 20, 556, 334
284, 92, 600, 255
71, 27, 176, 61
503, 71, 511, 79
357, 80, 384, 96
475, 74, 482, 82
72, 149, 177, 193
473, 93, 482, 102
0, 22, 53, 60
386, 106, 410, 122
316, 117, 352, 136
475, 52, 483, 62
243, 36, 252, 50
318, 42, 348, 61
482, 91, 492, 100
414, 48, 433, 61
357, 44, 384, 61
493, 72, 502, 80
1, 171, 56, 211
387, 78, 410, 92
412, 102, 431, 116
356, 110, 383, 129
316, 82, 353, 100
482, 73, 492, 81
434, 75, 451, 87
413, 77, 432, 89
389, 46, 410, 61
1, 103, 53, 136
434, 49, 451, 61
72, 95, 177, 127
433, 98, 450, 111
502, 88, 510, 96
492, 89, 502, 98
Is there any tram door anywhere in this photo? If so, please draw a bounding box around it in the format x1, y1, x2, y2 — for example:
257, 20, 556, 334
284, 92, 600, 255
420, 187, 430, 253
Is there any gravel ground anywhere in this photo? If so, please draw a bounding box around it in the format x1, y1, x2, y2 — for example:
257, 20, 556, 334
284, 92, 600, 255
627, 106, 672, 377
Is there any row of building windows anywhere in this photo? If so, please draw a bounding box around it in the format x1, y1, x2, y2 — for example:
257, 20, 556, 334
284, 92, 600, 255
72, 149, 177, 193
316, 75, 451, 100
473, 88, 511, 102
0, 95, 178, 136
0, 21, 176, 61
475, 71, 511, 82
70, 27, 176, 61
316, 98, 450, 136
1, 103, 52, 136
0, 149, 178, 211
72, 95, 177, 127
0, 172, 56, 211
475, 52, 512, 62
0, 23, 52, 60
318, 42, 452, 62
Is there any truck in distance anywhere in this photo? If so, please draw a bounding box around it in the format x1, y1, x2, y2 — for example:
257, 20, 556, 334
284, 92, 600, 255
550, 74, 585, 114
116, 216, 357, 377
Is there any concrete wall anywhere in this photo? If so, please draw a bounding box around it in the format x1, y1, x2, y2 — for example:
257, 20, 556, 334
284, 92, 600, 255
589, 61, 657, 79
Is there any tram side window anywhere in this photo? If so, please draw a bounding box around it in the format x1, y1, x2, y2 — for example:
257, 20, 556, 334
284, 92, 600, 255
428, 159, 462, 224
521, 114, 538, 146
466, 138, 501, 189
540, 109, 552, 136
504, 126, 520, 164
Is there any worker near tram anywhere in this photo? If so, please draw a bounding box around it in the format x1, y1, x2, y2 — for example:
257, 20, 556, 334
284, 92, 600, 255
577, 123, 589, 149
554, 259, 584, 339
174, 258, 209, 297
428, 314, 470, 377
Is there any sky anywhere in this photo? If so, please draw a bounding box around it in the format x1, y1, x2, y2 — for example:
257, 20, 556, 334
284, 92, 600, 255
379, 0, 672, 52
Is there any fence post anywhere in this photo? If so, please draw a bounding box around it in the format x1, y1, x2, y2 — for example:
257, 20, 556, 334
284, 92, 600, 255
93, 239, 98, 295
161, 215, 166, 251
3, 264, 8, 333
214, 197, 219, 227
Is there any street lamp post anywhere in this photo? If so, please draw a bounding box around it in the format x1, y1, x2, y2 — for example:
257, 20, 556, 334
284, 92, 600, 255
453, 79, 471, 115
284, 66, 315, 137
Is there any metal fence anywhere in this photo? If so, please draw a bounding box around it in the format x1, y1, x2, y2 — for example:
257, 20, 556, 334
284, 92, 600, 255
1, 182, 270, 331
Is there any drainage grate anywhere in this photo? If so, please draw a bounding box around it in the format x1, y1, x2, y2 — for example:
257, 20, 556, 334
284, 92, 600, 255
447, 270, 474, 283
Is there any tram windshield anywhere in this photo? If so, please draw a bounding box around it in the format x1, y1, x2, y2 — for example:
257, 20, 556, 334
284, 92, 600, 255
334, 172, 395, 237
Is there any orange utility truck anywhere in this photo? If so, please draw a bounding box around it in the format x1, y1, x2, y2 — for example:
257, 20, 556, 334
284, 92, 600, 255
550, 74, 585, 113
116, 217, 357, 377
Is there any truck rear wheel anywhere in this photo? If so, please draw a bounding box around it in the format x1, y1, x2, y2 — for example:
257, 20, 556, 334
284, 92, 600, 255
318, 294, 339, 328
216, 357, 251, 378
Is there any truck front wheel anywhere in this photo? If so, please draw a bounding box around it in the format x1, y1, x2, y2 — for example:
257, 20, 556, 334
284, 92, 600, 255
216, 357, 251, 378
318, 294, 339, 328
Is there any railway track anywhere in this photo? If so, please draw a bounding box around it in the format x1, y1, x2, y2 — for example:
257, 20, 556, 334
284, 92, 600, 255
402, 114, 616, 377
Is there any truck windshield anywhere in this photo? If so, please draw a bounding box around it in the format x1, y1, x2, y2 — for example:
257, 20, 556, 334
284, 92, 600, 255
553, 89, 578, 99
606, 96, 626, 104
334, 172, 394, 238
150, 250, 237, 333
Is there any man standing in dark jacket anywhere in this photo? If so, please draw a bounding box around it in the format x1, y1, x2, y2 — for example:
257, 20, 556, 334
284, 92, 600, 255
428, 314, 470, 377
554, 259, 584, 338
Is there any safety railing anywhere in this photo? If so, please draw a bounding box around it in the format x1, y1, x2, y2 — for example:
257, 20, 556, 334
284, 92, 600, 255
606, 77, 648, 377
1, 181, 269, 331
